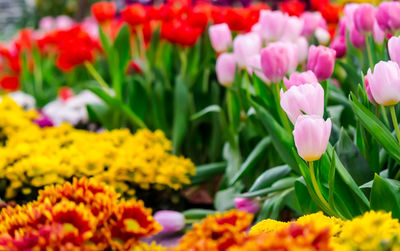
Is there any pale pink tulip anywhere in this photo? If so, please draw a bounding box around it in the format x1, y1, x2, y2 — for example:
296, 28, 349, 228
39, 16, 55, 31
373, 20, 385, 44
154, 210, 185, 233
315, 28, 330, 45
259, 10, 288, 42
280, 83, 324, 124
376, 2, 400, 32
260, 42, 291, 83
364, 75, 376, 105
354, 4, 376, 33
344, 3, 359, 29
295, 37, 309, 63
300, 12, 327, 37
285, 42, 299, 74
216, 53, 236, 87
233, 33, 261, 68
307, 45, 336, 81
234, 198, 260, 214
209, 23, 232, 53
55, 15, 75, 30
388, 36, 400, 66
366, 61, 400, 106
283, 71, 318, 90
293, 115, 332, 162
246, 54, 270, 84
282, 16, 304, 42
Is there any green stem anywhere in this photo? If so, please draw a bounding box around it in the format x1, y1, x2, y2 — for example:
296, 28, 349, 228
136, 26, 146, 59
366, 35, 374, 68
84, 61, 111, 91
273, 82, 292, 132
381, 106, 390, 128
390, 106, 400, 143
309, 161, 331, 210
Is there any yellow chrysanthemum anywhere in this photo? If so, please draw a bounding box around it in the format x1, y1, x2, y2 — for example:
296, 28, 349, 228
250, 219, 290, 235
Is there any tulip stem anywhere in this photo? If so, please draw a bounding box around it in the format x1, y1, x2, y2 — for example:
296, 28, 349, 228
273, 82, 292, 133
84, 61, 111, 91
390, 106, 400, 143
366, 35, 374, 68
309, 161, 331, 210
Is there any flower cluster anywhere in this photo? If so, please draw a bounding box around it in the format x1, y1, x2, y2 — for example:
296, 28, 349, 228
0, 178, 164, 250
0, 98, 195, 200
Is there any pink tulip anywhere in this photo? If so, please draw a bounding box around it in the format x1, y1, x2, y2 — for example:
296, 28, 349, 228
39, 16, 55, 31
285, 42, 299, 74
246, 54, 270, 84
293, 115, 332, 162
209, 23, 232, 53
373, 20, 385, 44
338, 19, 347, 37
330, 36, 346, 59
344, 3, 359, 29
376, 2, 400, 32
233, 33, 261, 68
307, 45, 336, 81
300, 12, 327, 37
234, 197, 260, 214
154, 210, 185, 233
283, 71, 319, 90
216, 53, 236, 87
354, 4, 376, 33
280, 83, 324, 124
55, 15, 75, 30
366, 61, 400, 106
295, 37, 309, 63
282, 16, 304, 42
349, 26, 365, 49
388, 36, 400, 66
259, 10, 288, 42
364, 76, 376, 105
260, 42, 291, 83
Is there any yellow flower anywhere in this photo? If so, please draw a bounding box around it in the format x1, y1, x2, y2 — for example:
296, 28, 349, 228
250, 219, 290, 235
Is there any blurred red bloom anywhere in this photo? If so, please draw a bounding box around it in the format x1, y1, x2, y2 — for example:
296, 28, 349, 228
280, 0, 306, 17
13, 29, 35, 52
59, 87, 74, 102
310, 0, 329, 10
122, 4, 148, 27
161, 20, 202, 46
319, 3, 342, 24
91, 1, 116, 23
0, 75, 19, 91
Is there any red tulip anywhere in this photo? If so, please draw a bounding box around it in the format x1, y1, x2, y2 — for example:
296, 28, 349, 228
121, 4, 148, 27
0, 75, 19, 91
91, 1, 116, 23
280, 0, 306, 17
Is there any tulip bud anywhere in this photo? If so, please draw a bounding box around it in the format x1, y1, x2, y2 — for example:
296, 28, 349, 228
388, 36, 400, 66
216, 53, 236, 87
234, 197, 260, 214
282, 16, 304, 42
246, 54, 270, 84
259, 10, 288, 42
154, 210, 185, 234
260, 42, 290, 83
349, 26, 365, 49
280, 83, 324, 124
233, 33, 261, 68
307, 45, 336, 81
366, 61, 400, 106
283, 70, 319, 90
376, 2, 400, 33
293, 115, 332, 162
209, 23, 232, 53
373, 20, 385, 44
315, 28, 330, 45
330, 36, 346, 59
354, 4, 376, 33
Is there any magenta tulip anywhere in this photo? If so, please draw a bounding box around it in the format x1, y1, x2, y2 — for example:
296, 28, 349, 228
233, 33, 261, 68
258, 10, 288, 42
366, 61, 400, 106
216, 53, 236, 87
388, 36, 400, 66
349, 26, 365, 49
354, 4, 376, 33
293, 115, 332, 162
280, 83, 324, 124
260, 42, 291, 83
376, 2, 400, 32
234, 197, 260, 214
307, 45, 336, 81
209, 23, 232, 53
283, 70, 319, 90
330, 36, 346, 59
246, 54, 270, 84
154, 210, 185, 233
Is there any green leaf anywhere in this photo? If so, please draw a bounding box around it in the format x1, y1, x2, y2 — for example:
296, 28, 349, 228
350, 93, 400, 165
191, 105, 222, 121
183, 209, 215, 220
241, 177, 296, 198
223, 142, 242, 182
294, 178, 319, 214
250, 97, 299, 173
190, 162, 226, 185
248, 165, 291, 192
370, 174, 400, 219
86, 103, 113, 130
214, 187, 237, 211
227, 89, 241, 131
328, 147, 336, 209
172, 77, 190, 154
113, 24, 131, 73
229, 137, 271, 185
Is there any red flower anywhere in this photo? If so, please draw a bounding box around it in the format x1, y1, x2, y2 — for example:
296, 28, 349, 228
319, 3, 342, 24
224, 8, 253, 32
310, 0, 329, 11
59, 87, 74, 102
13, 29, 35, 52
0, 75, 19, 91
161, 20, 202, 47
91, 1, 116, 23
280, 0, 306, 17
121, 4, 148, 27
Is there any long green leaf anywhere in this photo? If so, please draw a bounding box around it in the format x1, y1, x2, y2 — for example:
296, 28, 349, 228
172, 77, 190, 154
370, 174, 400, 219
248, 165, 291, 192
191, 162, 226, 185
